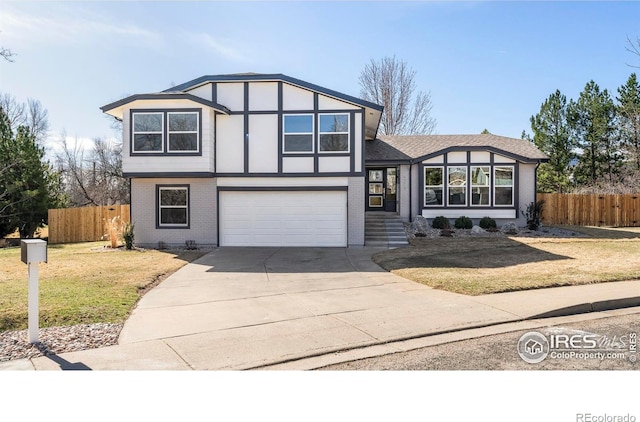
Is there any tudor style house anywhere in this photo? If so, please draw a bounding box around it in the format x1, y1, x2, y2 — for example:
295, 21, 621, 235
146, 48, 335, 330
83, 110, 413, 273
101, 73, 547, 248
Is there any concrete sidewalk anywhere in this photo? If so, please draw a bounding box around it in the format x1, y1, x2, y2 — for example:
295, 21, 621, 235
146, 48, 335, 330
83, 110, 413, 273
2, 247, 639, 371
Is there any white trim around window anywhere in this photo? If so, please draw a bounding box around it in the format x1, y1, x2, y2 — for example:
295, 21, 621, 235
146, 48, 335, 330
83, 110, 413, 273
132, 112, 164, 153
424, 166, 444, 206
157, 185, 190, 228
283, 114, 314, 154
493, 166, 514, 207
470, 166, 491, 206
318, 113, 349, 153
447, 166, 467, 206
167, 112, 200, 153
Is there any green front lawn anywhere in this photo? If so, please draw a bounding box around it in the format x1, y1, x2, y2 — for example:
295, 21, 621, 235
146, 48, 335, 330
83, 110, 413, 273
0, 242, 207, 332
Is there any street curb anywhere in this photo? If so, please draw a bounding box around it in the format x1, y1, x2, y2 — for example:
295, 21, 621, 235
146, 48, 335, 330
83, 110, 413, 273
257, 300, 640, 370
527, 296, 640, 319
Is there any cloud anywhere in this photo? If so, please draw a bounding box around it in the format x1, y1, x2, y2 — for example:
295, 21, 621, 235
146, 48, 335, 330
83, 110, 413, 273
1, 3, 162, 49
186, 32, 249, 62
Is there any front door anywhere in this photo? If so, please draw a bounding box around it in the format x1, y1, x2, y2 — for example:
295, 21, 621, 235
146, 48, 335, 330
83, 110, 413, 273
366, 168, 397, 212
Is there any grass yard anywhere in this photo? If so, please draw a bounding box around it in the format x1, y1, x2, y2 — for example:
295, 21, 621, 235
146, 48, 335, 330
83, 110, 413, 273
374, 226, 640, 296
0, 242, 207, 332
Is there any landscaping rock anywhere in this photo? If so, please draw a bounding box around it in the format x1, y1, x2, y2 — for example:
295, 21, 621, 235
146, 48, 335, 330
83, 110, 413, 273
500, 222, 519, 234
471, 225, 486, 234
411, 216, 429, 233
0, 323, 123, 362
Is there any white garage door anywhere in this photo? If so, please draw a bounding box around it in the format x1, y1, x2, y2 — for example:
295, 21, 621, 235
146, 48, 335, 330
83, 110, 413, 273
219, 190, 347, 247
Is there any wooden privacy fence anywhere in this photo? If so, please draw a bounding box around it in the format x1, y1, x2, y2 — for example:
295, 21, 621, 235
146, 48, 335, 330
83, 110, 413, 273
48, 205, 130, 244
539, 193, 640, 227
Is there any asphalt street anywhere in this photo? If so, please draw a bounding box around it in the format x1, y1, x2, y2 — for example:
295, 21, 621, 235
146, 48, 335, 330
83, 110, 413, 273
319, 311, 640, 370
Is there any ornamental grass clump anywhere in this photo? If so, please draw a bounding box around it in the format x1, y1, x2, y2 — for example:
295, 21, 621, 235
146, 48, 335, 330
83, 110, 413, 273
103, 216, 123, 249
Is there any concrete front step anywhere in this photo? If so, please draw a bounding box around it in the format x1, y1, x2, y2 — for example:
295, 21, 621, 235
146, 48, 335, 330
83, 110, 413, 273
365, 214, 409, 248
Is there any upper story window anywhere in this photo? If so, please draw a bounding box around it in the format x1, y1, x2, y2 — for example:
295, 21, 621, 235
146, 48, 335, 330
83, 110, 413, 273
168, 112, 199, 152
131, 109, 200, 155
319, 114, 349, 152
494, 166, 514, 206
133, 112, 164, 152
283, 114, 313, 153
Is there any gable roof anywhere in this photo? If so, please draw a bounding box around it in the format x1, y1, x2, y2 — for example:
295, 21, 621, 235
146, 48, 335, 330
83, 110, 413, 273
165, 73, 384, 111
166, 73, 384, 140
366, 134, 549, 164
100, 93, 231, 119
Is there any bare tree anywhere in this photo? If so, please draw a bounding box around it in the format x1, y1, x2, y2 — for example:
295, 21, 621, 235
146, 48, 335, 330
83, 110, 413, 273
0, 93, 26, 129
626, 35, 640, 68
0, 93, 49, 144
55, 131, 129, 206
359, 56, 436, 135
26, 99, 49, 144
56, 131, 92, 206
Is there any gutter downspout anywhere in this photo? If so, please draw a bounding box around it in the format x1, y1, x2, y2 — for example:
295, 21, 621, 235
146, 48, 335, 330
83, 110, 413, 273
534, 161, 540, 202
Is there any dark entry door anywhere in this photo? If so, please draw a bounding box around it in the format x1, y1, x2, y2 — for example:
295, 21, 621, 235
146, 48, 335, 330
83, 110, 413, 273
366, 168, 397, 212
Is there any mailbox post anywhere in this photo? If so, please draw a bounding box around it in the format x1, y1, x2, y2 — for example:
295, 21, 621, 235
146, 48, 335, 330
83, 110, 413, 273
20, 239, 47, 343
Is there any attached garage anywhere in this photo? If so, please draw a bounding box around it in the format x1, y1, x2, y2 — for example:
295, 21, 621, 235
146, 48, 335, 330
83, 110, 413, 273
218, 190, 348, 247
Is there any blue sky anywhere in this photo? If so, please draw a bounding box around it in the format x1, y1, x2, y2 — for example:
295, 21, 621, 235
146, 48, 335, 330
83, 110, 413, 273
1, 1, 639, 153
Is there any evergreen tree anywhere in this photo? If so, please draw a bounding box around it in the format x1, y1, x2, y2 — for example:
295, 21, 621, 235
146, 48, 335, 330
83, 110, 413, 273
529, 90, 574, 192
0, 106, 65, 238
569, 81, 622, 185
617, 73, 640, 170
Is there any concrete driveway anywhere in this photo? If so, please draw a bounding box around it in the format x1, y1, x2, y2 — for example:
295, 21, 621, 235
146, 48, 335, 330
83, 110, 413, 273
114, 247, 520, 370
16, 246, 640, 371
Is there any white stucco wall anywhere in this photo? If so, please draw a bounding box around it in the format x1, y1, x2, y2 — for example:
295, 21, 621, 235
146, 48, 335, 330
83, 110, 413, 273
282, 84, 314, 110
248, 114, 278, 173
249, 83, 278, 111
186, 83, 213, 101
517, 163, 538, 225
411, 164, 421, 220
216, 83, 245, 112
216, 115, 244, 173
399, 164, 411, 221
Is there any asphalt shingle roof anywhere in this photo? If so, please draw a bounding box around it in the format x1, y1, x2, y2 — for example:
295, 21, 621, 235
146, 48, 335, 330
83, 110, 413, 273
366, 134, 548, 163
